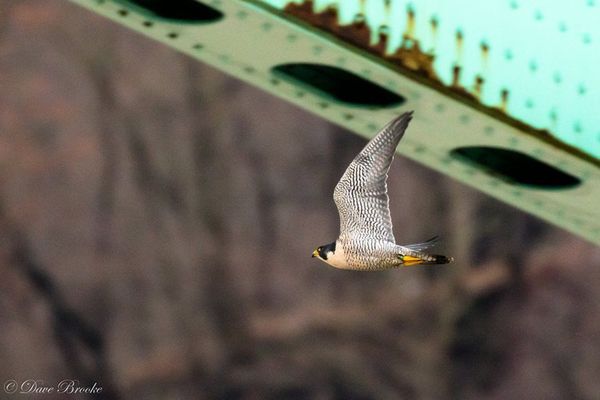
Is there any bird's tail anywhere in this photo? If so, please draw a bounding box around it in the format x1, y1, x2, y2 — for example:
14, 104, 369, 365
398, 238, 453, 266
400, 253, 454, 267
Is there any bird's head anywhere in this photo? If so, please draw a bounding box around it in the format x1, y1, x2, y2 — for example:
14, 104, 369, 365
312, 241, 336, 263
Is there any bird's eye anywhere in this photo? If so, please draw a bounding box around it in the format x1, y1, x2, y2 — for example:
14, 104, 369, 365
318, 247, 322, 252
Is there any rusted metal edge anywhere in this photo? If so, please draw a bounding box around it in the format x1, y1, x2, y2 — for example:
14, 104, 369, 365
247, 0, 600, 168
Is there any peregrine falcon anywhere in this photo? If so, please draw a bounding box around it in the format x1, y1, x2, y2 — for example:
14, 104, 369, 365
312, 111, 454, 270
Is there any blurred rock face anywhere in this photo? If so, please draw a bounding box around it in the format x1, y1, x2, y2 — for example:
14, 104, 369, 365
1, 1, 599, 399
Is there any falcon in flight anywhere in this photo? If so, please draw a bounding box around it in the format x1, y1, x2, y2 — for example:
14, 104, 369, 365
312, 111, 453, 270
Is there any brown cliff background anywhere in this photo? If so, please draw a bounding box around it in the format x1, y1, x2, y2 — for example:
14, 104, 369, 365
1, 1, 599, 399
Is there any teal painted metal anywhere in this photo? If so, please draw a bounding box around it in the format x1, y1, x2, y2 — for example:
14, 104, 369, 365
262, 0, 600, 160
63, 0, 600, 244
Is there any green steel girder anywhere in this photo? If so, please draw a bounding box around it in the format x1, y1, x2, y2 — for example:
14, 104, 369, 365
64, 0, 600, 244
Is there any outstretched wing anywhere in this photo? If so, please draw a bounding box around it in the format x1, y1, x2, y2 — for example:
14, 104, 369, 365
333, 112, 413, 242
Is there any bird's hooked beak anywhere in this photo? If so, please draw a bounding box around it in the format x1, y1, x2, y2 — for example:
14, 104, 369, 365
312, 249, 319, 258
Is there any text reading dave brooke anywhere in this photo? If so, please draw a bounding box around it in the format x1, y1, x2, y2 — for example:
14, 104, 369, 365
4, 379, 102, 395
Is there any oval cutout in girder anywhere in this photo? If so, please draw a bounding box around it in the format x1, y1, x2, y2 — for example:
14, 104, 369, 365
120, 0, 223, 22
272, 63, 405, 108
451, 146, 581, 189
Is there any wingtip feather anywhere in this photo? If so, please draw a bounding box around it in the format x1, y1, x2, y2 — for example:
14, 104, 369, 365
387, 111, 414, 133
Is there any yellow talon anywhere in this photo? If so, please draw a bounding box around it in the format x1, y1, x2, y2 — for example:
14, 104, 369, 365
402, 255, 425, 267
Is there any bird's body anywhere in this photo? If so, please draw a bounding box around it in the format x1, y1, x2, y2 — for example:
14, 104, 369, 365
324, 238, 400, 271
312, 112, 453, 270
